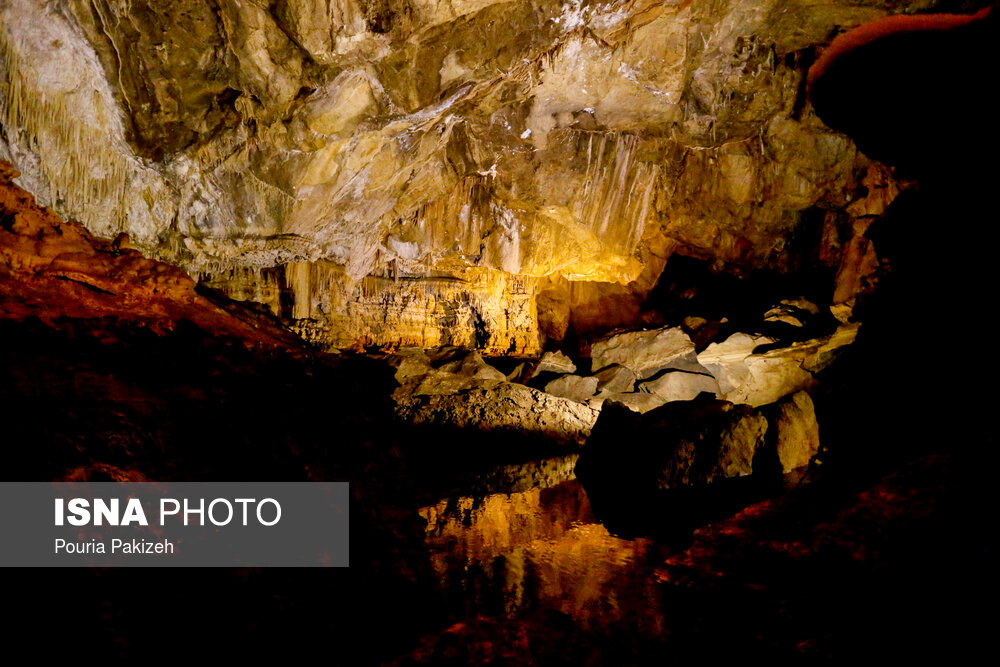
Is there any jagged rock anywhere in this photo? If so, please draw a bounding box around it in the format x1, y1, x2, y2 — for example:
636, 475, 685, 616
0, 0, 901, 353
0, 161, 299, 348
436, 350, 506, 383
697, 333, 774, 397
600, 392, 667, 415
639, 370, 720, 403
773, 392, 821, 474
390, 348, 435, 383
544, 375, 599, 403
781, 298, 820, 315
833, 222, 881, 309
830, 303, 853, 324
591, 327, 697, 379
763, 305, 805, 327
592, 364, 636, 396
395, 383, 600, 447
506, 350, 578, 385
697, 327, 857, 407
392, 348, 505, 397
532, 351, 577, 377
682, 316, 708, 331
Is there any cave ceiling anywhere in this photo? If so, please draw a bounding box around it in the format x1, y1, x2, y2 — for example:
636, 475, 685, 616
0, 0, 960, 353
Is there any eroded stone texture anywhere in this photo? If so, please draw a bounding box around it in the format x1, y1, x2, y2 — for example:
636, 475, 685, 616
0, 0, 924, 352
591, 326, 696, 378
395, 382, 601, 446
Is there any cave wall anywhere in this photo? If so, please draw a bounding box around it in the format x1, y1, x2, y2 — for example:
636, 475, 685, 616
0, 0, 952, 353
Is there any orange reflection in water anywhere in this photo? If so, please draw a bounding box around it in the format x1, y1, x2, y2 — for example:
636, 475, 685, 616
419, 479, 666, 637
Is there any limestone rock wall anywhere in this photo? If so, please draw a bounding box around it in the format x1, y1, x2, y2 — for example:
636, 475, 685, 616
0, 0, 951, 351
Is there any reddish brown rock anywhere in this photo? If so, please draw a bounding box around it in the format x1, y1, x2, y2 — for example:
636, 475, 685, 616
0, 160, 299, 349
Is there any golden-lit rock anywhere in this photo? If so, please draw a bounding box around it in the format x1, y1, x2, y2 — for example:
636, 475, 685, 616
773, 391, 820, 473
0, 0, 914, 351
697, 324, 857, 407
395, 382, 600, 446
591, 326, 696, 378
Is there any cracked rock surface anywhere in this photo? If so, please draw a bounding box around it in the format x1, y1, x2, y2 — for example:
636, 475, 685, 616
0, 0, 934, 352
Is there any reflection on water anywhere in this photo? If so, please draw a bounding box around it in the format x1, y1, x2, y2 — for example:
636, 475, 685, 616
418, 460, 670, 641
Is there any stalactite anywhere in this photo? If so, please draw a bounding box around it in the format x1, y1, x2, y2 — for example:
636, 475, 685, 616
0, 12, 166, 242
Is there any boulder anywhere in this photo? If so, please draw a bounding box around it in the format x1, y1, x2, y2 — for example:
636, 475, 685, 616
591, 364, 637, 396
507, 350, 577, 385
579, 399, 770, 491
773, 392, 821, 474
682, 316, 709, 331
534, 350, 577, 376
436, 350, 506, 383
764, 299, 820, 328
578, 391, 823, 496
392, 348, 505, 397
639, 370, 720, 402
763, 306, 805, 328
591, 326, 696, 379
697, 333, 773, 397
544, 375, 599, 403
390, 347, 435, 383
600, 392, 667, 414
395, 383, 600, 447
697, 326, 857, 407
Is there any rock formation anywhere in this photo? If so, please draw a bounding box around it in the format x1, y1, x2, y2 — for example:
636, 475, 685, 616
0, 0, 918, 352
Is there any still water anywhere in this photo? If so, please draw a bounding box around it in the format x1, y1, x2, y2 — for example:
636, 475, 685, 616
417, 456, 671, 644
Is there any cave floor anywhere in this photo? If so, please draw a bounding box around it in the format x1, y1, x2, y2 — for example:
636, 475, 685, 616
1, 312, 988, 663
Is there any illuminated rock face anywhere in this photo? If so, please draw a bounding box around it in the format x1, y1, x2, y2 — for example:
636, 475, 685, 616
0, 0, 924, 351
